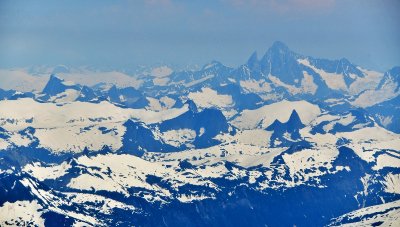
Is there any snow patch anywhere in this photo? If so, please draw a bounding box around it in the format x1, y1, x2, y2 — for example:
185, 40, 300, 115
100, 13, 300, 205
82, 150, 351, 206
161, 129, 196, 147
151, 66, 173, 78
298, 58, 348, 91
384, 173, 400, 194
240, 79, 272, 93
188, 87, 233, 109
0, 200, 45, 226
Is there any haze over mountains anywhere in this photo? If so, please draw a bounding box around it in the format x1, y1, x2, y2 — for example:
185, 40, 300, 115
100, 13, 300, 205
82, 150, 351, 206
0, 42, 399, 226
2, 41, 398, 132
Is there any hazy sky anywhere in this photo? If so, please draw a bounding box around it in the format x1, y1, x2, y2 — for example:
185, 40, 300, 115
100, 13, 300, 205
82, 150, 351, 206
1, 0, 399, 71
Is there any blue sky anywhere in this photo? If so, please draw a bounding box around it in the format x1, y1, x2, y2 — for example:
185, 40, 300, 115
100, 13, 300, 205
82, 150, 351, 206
0, 0, 399, 71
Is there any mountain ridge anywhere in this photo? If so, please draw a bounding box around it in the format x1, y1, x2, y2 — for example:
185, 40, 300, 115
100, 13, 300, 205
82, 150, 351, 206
0, 41, 399, 226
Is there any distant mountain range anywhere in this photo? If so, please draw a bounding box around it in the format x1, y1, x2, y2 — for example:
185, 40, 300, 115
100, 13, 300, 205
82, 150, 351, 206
0, 42, 399, 226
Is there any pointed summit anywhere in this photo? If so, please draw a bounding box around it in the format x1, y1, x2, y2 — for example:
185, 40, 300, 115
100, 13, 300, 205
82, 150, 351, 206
268, 41, 291, 54
48, 74, 63, 83
265, 109, 305, 147
287, 109, 305, 131
339, 57, 351, 65
377, 66, 400, 90
42, 74, 66, 96
42, 74, 80, 97
246, 51, 260, 71
266, 119, 283, 131
265, 110, 304, 133
106, 85, 121, 103
262, 41, 295, 61
259, 41, 304, 85
387, 67, 400, 83
288, 109, 301, 120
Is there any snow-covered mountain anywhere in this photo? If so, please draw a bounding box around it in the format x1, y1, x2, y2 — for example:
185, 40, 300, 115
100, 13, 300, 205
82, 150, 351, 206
361, 67, 400, 133
138, 41, 383, 102
0, 42, 399, 226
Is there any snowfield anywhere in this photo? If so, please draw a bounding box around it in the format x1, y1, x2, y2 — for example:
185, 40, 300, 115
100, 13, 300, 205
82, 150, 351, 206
232, 100, 321, 129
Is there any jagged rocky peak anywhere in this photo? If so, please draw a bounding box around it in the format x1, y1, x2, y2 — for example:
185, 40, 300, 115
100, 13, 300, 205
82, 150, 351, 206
268, 41, 291, 54
390, 66, 400, 79
258, 41, 304, 83
80, 85, 93, 93
338, 57, 352, 66
380, 66, 400, 87
266, 119, 284, 131
266, 109, 304, 132
261, 41, 299, 62
338, 57, 363, 79
42, 74, 78, 96
246, 51, 260, 71
372, 67, 399, 92
287, 109, 305, 129
265, 109, 307, 147
45, 74, 64, 86
262, 41, 301, 61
